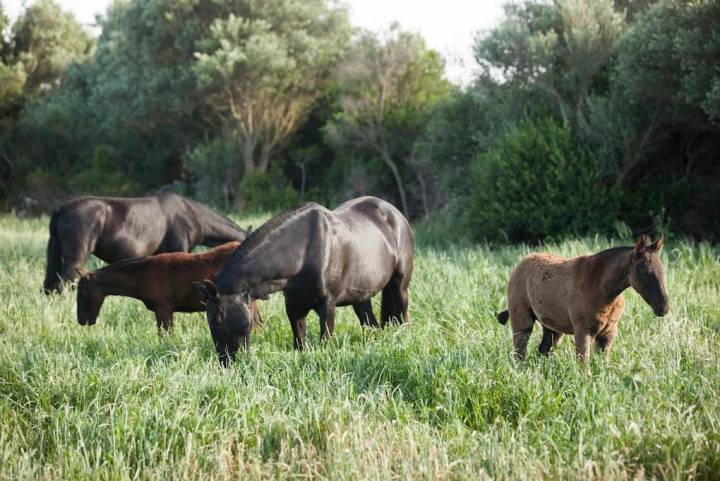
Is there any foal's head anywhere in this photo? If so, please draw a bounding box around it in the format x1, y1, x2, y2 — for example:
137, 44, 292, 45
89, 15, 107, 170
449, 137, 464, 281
76, 269, 105, 325
194, 280, 254, 366
628, 234, 669, 317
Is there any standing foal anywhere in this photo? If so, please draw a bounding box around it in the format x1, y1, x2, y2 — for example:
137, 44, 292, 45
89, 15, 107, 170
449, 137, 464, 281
497, 235, 669, 361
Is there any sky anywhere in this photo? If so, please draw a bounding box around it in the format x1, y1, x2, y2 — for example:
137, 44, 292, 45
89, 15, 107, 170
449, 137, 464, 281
4, 0, 506, 84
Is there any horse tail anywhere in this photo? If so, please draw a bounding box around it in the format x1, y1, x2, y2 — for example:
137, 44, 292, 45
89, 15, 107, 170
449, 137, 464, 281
496, 310, 509, 325
43, 209, 63, 294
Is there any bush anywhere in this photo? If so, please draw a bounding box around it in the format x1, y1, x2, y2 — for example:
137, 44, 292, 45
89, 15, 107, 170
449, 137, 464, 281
239, 165, 301, 213
66, 145, 140, 197
464, 118, 619, 242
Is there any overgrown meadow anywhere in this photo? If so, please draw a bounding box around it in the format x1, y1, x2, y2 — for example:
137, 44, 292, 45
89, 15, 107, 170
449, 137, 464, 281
1, 214, 719, 480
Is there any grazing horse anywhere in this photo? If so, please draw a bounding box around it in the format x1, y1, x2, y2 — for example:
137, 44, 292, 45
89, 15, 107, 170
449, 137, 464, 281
76, 242, 261, 331
44, 192, 248, 294
497, 235, 669, 361
195, 196, 414, 366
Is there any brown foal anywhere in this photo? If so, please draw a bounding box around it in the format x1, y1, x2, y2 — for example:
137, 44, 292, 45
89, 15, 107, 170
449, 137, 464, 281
76, 241, 260, 332
497, 235, 669, 361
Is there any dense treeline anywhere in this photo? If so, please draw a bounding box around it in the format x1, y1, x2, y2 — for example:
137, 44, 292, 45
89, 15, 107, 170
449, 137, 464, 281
0, 0, 718, 241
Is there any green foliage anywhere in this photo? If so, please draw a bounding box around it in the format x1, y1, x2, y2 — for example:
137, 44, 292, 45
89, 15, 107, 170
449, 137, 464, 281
10, 0, 93, 91
465, 118, 619, 242
239, 166, 301, 212
326, 25, 451, 216
66, 145, 141, 196
193, 0, 350, 176
1, 215, 719, 479
185, 136, 244, 209
614, 0, 720, 127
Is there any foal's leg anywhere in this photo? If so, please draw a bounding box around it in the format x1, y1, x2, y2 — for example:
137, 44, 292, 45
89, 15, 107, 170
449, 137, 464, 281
353, 301, 378, 327
510, 306, 534, 361
573, 329, 593, 362
286, 301, 309, 350
154, 307, 174, 333
595, 324, 618, 354
538, 326, 562, 355
317, 299, 337, 341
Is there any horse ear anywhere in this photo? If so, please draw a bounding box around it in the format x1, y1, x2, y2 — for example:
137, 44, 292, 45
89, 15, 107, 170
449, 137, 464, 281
194, 279, 219, 302
246, 225, 253, 235
634, 235, 647, 254
649, 233, 665, 252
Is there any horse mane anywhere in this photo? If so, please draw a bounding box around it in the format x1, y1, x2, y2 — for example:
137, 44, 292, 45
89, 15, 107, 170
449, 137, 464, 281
216, 202, 319, 285
592, 246, 633, 258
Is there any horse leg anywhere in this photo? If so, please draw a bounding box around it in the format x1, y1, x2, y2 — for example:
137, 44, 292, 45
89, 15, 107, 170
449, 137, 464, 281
353, 300, 378, 327
573, 329, 593, 362
510, 306, 534, 361
595, 324, 617, 355
286, 301, 309, 350
54, 223, 93, 292
317, 299, 337, 341
380, 277, 407, 327
154, 307, 174, 333
538, 326, 562, 355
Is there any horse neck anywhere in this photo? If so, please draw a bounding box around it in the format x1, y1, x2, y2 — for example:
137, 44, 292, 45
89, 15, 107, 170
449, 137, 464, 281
217, 232, 305, 296
590, 248, 633, 302
90, 266, 143, 300
188, 201, 245, 246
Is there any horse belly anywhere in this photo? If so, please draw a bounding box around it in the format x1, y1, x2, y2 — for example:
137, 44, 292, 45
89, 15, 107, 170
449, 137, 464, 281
334, 236, 396, 305
527, 266, 574, 334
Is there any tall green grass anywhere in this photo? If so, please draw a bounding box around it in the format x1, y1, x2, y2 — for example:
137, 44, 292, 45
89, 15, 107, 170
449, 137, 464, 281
1, 215, 718, 480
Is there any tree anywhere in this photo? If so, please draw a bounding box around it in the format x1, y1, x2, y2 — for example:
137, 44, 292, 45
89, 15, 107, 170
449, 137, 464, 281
11, 0, 93, 92
474, 0, 625, 127
193, 0, 350, 177
326, 25, 450, 216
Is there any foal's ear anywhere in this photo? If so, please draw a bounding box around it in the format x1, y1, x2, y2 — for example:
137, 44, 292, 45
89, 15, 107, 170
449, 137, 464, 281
194, 279, 220, 302
634, 235, 647, 253
648, 233, 665, 253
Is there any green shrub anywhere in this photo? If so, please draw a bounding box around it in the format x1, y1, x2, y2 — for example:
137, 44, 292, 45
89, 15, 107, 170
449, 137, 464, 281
465, 118, 619, 242
185, 137, 242, 209
239, 165, 301, 213
66, 145, 140, 196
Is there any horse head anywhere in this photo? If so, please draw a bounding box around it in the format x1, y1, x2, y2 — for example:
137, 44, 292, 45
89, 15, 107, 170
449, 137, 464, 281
628, 234, 669, 317
76, 268, 105, 326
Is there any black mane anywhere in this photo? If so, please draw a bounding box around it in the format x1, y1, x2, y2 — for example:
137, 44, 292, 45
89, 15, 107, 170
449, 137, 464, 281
216, 202, 319, 285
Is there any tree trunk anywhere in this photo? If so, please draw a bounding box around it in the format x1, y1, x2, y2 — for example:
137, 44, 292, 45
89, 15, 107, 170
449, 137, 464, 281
381, 145, 409, 217
242, 137, 256, 176
411, 164, 429, 218
297, 160, 307, 200
257, 145, 272, 174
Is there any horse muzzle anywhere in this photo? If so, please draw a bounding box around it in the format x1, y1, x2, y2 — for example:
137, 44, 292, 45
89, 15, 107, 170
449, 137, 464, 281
653, 301, 669, 317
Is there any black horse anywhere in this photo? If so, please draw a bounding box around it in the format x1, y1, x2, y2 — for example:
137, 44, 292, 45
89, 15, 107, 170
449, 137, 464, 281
44, 192, 248, 294
195, 196, 414, 365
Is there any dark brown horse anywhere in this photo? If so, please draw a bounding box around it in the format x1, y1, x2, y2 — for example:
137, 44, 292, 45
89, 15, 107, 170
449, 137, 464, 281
497, 235, 669, 361
44, 192, 248, 294
76, 241, 261, 331
195, 196, 414, 365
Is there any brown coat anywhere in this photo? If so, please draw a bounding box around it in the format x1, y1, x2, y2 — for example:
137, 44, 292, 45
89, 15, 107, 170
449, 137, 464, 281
498, 236, 668, 361
77, 241, 261, 331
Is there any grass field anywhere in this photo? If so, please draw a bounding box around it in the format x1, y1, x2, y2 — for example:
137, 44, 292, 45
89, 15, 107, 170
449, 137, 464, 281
1, 214, 719, 480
